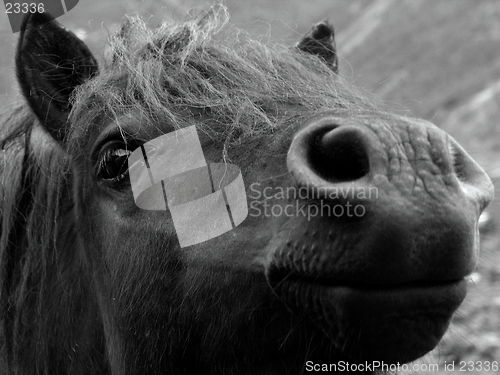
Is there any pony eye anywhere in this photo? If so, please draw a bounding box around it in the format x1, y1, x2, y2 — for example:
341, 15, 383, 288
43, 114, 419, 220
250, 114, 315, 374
97, 145, 133, 182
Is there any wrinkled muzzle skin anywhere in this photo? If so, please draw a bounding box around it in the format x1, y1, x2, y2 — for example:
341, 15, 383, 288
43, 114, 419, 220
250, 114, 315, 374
8, 10, 494, 375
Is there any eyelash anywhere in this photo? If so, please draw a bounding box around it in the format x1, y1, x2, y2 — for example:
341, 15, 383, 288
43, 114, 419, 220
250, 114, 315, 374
97, 143, 134, 183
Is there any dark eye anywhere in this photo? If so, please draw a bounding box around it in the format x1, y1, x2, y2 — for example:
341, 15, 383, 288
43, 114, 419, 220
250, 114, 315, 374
97, 144, 134, 183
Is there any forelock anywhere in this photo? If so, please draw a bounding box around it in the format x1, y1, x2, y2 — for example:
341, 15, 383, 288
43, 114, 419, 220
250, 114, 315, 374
69, 5, 377, 145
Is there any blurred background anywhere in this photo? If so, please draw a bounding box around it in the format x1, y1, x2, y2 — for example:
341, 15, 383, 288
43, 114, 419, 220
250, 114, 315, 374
1, 0, 499, 373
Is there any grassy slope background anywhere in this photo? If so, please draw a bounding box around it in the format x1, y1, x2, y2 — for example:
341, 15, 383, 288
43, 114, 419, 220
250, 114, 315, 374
0, 0, 499, 373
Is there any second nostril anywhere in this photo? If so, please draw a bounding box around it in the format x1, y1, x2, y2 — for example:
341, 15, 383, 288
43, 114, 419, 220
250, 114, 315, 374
448, 139, 495, 212
311, 126, 370, 183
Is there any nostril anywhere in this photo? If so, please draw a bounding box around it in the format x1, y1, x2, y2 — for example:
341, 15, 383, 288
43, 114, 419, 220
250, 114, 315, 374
449, 139, 483, 182
448, 139, 495, 212
310, 126, 370, 183
449, 141, 467, 180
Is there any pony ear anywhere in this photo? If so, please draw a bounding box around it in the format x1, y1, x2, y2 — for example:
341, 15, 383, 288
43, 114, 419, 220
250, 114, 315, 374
296, 22, 338, 73
15, 12, 99, 142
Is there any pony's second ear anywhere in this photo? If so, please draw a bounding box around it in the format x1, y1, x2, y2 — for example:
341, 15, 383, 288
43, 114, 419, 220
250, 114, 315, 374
16, 12, 99, 142
297, 22, 338, 73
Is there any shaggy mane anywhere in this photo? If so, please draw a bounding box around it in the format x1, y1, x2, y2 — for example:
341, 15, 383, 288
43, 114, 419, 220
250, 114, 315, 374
0, 104, 77, 371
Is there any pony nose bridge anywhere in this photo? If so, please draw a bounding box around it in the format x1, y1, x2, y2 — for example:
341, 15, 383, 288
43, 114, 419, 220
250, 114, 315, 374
286, 114, 494, 211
